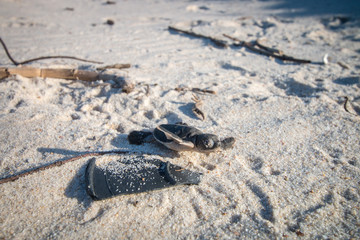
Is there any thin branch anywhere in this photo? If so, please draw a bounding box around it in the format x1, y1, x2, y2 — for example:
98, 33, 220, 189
0, 37, 18, 65
174, 86, 216, 95
223, 34, 312, 64
168, 26, 228, 48
0, 37, 103, 65
191, 88, 217, 94
0, 150, 131, 185
255, 39, 283, 55
19, 56, 103, 65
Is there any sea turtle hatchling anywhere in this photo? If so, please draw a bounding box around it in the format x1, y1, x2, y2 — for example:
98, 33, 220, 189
128, 123, 235, 153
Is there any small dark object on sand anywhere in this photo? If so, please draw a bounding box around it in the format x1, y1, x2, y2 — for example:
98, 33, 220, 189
105, 19, 115, 25
105, 1, 116, 4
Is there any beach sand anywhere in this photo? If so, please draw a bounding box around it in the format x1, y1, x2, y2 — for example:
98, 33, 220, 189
0, 0, 359, 239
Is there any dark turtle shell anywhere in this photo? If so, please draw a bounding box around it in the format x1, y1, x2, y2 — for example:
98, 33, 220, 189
153, 124, 224, 153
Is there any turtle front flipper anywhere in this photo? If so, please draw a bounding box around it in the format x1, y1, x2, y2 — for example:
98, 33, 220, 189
154, 125, 195, 151
220, 137, 235, 150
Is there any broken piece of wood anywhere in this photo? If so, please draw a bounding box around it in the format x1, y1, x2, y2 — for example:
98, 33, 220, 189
0, 67, 135, 92
1, 67, 101, 81
1, 67, 98, 81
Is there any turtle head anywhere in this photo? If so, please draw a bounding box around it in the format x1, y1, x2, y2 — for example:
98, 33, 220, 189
195, 134, 221, 152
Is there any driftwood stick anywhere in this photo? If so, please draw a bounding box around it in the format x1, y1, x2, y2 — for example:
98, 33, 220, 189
0, 67, 135, 92
0, 150, 132, 185
168, 26, 228, 48
223, 34, 312, 64
1, 67, 101, 81
0, 37, 103, 65
2, 67, 109, 81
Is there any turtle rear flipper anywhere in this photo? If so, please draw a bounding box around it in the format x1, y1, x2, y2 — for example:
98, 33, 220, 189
220, 137, 235, 149
128, 130, 153, 145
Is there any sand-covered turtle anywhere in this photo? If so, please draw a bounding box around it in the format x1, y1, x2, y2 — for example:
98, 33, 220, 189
128, 123, 235, 153
86, 155, 202, 200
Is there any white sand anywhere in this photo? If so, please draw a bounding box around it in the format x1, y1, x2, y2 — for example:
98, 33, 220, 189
1, 0, 359, 239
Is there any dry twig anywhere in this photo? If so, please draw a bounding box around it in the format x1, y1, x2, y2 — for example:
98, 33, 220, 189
167, 26, 311, 64
168, 26, 228, 48
255, 39, 284, 55
223, 34, 312, 64
0, 37, 103, 65
0, 150, 131, 185
175, 86, 216, 95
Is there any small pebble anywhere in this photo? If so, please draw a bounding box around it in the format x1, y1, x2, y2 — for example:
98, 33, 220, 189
105, 19, 115, 25
71, 113, 80, 120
